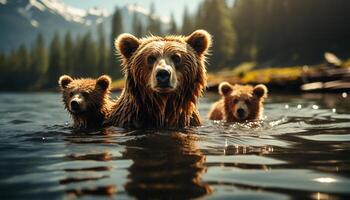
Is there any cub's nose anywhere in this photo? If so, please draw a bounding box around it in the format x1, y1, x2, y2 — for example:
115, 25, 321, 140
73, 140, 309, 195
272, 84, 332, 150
237, 108, 245, 118
70, 100, 80, 111
156, 69, 171, 87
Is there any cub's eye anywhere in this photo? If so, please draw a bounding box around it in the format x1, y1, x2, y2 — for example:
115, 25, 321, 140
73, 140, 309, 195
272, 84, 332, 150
82, 92, 89, 98
245, 100, 250, 105
69, 92, 74, 97
171, 54, 181, 64
147, 55, 157, 65
233, 99, 238, 104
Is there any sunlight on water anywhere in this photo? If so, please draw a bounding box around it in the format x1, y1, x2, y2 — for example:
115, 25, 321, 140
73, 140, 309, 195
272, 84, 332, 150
0, 93, 350, 199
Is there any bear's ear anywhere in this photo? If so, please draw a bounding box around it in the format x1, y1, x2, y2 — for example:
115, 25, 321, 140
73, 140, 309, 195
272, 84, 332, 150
253, 84, 268, 98
115, 33, 140, 59
219, 82, 233, 96
96, 75, 112, 91
186, 29, 212, 56
58, 75, 73, 89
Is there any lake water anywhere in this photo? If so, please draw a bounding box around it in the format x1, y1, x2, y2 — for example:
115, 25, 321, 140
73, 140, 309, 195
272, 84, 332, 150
0, 92, 350, 199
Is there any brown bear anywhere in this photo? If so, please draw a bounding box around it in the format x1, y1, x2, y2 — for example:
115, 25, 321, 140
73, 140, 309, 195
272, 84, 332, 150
58, 75, 115, 129
208, 82, 268, 122
106, 30, 212, 129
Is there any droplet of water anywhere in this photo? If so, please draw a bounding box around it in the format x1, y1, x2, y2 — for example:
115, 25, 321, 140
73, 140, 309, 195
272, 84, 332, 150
42, 137, 46, 140
284, 104, 289, 109
64, 122, 69, 126
312, 105, 319, 110
332, 108, 336, 113
297, 104, 302, 109
342, 92, 347, 98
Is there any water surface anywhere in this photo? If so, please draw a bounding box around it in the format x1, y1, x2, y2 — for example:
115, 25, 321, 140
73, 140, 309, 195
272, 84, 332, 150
0, 92, 350, 199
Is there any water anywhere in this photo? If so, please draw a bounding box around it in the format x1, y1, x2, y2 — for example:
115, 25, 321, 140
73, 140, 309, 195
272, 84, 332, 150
0, 92, 350, 199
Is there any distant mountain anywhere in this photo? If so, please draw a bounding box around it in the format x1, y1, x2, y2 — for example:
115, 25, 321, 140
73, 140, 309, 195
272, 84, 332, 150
0, 0, 169, 53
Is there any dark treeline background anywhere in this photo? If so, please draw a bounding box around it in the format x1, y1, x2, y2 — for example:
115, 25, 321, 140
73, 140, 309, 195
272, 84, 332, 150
1, 0, 349, 90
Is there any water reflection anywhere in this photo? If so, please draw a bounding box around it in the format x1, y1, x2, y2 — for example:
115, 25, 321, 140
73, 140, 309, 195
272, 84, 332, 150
60, 128, 119, 198
121, 130, 212, 199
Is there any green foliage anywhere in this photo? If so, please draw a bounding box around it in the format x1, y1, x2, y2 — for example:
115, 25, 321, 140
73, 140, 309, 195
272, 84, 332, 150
110, 7, 124, 78
146, 2, 162, 35
196, 0, 237, 69
1, 1, 350, 90
132, 12, 144, 37
181, 6, 194, 35
47, 32, 64, 88
168, 13, 177, 35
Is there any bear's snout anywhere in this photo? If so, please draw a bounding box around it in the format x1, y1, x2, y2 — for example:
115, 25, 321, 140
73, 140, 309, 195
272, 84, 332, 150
237, 108, 246, 119
156, 69, 171, 87
70, 100, 80, 112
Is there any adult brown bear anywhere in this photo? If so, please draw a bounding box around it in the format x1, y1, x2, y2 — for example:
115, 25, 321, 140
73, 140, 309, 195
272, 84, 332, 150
106, 30, 212, 129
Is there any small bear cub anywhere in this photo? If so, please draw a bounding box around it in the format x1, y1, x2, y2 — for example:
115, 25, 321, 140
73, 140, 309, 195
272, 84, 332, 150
208, 82, 268, 122
58, 75, 115, 129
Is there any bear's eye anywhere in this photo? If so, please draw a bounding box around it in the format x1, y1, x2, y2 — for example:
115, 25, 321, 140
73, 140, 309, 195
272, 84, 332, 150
147, 55, 157, 65
171, 54, 181, 64
245, 100, 250, 105
233, 99, 238, 104
82, 92, 89, 98
69, 92, 74, 97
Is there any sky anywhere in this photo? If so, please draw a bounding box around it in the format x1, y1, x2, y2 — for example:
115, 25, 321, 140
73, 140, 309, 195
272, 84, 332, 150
61, 0, 204, 25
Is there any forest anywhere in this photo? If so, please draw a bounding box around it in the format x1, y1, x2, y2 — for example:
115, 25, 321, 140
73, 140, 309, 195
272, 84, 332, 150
0, 0, 349, 90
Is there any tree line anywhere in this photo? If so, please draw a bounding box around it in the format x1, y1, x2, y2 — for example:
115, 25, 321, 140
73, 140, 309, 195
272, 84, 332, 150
1, 0, 349, 90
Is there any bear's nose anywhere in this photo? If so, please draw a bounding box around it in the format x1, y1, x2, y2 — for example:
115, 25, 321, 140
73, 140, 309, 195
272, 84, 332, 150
156, 69, 171, 87
237, 108, 245, 118
70, 100, 80, 111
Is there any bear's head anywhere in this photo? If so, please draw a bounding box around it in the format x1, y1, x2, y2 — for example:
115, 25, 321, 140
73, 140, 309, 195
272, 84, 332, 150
115, 30, 211, 98
219, 82, 268, 121
58, 75, 111, 115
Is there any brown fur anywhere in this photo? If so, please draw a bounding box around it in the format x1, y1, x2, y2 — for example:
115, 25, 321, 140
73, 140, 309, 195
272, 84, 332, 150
58, 75, 115, 129
208, 82, 268, 122
106, 30, 212, 129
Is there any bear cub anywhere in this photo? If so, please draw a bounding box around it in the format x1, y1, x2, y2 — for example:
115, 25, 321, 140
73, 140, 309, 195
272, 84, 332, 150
58, 75, 115, 129
208, 82, 268, 122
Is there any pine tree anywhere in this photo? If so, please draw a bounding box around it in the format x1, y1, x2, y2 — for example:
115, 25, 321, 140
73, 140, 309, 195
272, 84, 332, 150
31, 33, 48, 77
168, 12, 177, 34
199, 0, 237, 69
97, 23, 107, 74
181, 6, 194, 35
147, 2, 161, 35
47, 32, 64, 88
80, 31, 98, 77
132, 12, 143, 37
63, 31, 74, 75
110, 7, 124, 78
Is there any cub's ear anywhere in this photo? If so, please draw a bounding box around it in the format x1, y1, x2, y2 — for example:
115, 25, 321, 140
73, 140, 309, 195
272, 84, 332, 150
186, 29, 212, 56
96, 75, 111, 91
115, 33, 140, 59
219, 82, 233, 96
58, 75, 73, 89
253, 84, 268, 98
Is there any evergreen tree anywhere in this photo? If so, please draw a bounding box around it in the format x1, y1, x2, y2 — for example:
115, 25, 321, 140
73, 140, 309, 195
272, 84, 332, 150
47, 32, 64, 88
132, 12, 144, 37
80, 31, 98, 77
64, 31, 74, 74
97, 23, 107, 74
181, 6, 194, 35
199, 0, 237, 69
147, 2, 161, 35
31, 33, 48, 77
168, 12, 177, 34
110, 7, 124, 78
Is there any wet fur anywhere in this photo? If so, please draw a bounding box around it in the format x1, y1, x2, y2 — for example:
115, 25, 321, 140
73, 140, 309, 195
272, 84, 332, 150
107, 30, 211, 129
59, 76, 115, 129
208, 83, 267, 122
